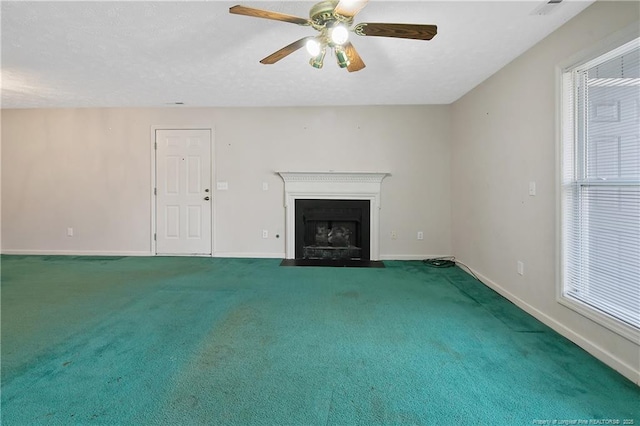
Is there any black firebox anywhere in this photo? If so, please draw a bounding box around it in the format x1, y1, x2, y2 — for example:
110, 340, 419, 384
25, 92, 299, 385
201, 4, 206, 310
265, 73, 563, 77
295, 199, 370, 261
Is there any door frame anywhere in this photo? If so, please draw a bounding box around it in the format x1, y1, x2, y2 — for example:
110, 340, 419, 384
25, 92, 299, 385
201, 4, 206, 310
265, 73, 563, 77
150, 125, 215, 256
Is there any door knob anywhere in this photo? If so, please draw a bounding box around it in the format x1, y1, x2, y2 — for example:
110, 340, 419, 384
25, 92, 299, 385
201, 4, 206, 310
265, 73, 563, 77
204, 196, 210, 201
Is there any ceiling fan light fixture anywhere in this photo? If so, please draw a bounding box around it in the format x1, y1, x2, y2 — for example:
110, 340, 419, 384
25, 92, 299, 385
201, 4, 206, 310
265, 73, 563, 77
305, 39, 322, 57
330, 25, 349, 45
310, 48, 326, 69
334, 46, 350, 68
229, 2, 438, 72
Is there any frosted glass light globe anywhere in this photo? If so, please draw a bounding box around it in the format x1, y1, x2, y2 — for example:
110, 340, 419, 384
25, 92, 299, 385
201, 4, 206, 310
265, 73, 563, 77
330, 26, 349, 45
306, 39, 321, 57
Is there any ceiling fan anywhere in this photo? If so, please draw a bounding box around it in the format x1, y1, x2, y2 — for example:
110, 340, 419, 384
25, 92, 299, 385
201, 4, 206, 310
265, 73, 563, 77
229, 0, 437, 72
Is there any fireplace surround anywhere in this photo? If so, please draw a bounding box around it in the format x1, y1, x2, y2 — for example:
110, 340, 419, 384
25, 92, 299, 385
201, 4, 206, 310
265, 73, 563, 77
278, 172, 389, 261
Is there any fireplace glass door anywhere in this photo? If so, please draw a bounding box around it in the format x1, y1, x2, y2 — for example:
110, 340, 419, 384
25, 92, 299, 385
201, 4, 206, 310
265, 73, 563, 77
295, 199, 370, 260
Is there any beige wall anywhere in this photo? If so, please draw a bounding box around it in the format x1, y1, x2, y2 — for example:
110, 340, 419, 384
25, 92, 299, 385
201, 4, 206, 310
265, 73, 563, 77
451, 1, 639, 383
1, 105, 451, 258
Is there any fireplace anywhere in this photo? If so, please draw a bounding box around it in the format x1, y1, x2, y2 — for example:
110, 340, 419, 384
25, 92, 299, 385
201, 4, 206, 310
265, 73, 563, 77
295, 199, 370, 260
277, 172, 389, 262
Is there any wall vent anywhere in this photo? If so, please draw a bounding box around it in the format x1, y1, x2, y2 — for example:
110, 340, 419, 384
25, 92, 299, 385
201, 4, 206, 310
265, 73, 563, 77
531, 0, 564, 16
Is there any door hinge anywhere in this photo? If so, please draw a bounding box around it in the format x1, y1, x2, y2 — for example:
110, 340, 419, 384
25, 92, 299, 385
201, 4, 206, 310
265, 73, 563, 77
154, 233, 157, 241
154, 187, 157, 195
154, 142, 157, 150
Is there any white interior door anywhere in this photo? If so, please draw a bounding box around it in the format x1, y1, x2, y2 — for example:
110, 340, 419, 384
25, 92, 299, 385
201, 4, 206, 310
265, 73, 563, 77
155, 129, 212, 255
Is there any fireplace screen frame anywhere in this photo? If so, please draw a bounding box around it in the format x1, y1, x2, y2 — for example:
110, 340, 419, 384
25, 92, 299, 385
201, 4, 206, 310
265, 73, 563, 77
295, 199, 371, 260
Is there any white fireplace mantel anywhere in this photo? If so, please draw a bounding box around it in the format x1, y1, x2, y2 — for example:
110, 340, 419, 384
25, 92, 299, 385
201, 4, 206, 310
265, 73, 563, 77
277, 171, 390, 260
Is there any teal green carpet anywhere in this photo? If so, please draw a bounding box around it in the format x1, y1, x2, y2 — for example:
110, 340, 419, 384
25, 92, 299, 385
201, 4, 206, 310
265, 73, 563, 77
1, 256, 638, 425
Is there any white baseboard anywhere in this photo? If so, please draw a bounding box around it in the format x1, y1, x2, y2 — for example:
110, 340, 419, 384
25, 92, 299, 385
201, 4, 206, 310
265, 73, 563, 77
1, 250, 289, 259
1, 249, 152, 256
380, 254, 447, 261
213, 252, 285, 259
456, 259, 640, 386
2, 250, 444, 262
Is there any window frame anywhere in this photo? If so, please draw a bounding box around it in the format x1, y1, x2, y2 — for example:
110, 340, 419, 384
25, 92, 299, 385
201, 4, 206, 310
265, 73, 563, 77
556, 30, 640, 344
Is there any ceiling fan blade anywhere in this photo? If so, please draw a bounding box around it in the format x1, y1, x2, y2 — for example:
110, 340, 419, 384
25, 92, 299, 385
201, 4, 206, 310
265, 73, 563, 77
343, 42, 366, 72
260, 37, 314, 65
229, 5, 310, 26
334, 0, 369, 19
354, 23, 437, 40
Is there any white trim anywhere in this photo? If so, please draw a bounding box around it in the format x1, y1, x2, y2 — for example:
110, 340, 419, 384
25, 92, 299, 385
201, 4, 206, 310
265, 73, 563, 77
1, 250, 152, 256
150, 127, 157, 255
154, 253, 214, 257
557, 21, 639, 73
0, 250, 442, 261
457, 259, 640, 385
575, 38, 640, 73
0, 251, 282, 259
278, 172, 389, 184
277, 171, 390, 261
380, 254, 449, 261
211, 127, 218, 257
558, 296, 640, 344
213, 252, 285, 259
151, 125, 215, 257
555, 26, 640, 343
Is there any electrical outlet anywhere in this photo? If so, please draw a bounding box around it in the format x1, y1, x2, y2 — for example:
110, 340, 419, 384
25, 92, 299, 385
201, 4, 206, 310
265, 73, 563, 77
67, 227, 74, 237
417, 231, 424, 240
391, 231, 397, 240
262, 230, 268, 239
517, 261, 524, 276
262, 182, 269, 191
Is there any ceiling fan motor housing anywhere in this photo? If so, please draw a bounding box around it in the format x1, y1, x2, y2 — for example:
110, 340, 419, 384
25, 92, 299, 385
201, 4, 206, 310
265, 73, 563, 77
310, 1, 352, 26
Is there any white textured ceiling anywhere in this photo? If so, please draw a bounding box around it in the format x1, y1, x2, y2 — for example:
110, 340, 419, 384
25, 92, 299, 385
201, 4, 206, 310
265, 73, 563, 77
1, 0, 594, 109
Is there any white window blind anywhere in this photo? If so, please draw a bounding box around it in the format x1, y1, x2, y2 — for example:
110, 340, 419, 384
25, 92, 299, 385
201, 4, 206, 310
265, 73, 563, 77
561, 38, 640, 333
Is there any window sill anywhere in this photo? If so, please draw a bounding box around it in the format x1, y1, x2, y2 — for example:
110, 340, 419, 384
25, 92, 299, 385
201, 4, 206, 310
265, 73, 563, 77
558, 295, 640, 344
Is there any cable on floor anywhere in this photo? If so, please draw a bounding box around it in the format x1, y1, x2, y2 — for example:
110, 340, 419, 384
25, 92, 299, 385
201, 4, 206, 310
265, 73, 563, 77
422, 256, 481, 282
422, 257, 456, 268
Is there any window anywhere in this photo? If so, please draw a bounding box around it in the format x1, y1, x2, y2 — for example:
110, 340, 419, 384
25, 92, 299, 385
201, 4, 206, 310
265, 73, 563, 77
560, 38, 640, 340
